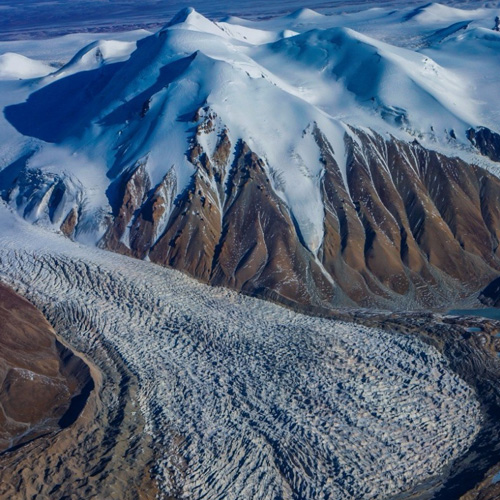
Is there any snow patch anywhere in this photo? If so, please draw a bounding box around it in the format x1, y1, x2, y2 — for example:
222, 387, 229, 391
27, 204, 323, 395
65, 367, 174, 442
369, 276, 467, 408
0, 53, 53, 80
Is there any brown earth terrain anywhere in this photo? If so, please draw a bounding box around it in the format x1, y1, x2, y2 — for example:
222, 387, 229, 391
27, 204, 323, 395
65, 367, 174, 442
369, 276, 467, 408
0, 282, 91, 453
0, 283, 159, 499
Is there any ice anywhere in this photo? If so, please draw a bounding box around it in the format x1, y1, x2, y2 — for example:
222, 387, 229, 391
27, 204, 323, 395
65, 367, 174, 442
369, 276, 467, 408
0, 204, 482, 499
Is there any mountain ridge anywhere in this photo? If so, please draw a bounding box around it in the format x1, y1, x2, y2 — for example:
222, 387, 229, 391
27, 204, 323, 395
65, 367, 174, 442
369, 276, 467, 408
2, 6, 500, 310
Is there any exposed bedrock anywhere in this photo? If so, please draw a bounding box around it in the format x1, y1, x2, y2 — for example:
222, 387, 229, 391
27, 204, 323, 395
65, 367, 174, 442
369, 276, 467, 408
4, 110, 500, 309
96, 120, 500, 310
479, 276, 500, 307
467, 127, 500, 163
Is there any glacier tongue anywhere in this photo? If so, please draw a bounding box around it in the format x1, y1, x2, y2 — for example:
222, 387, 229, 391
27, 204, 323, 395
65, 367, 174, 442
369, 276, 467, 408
0, 205, 482, 499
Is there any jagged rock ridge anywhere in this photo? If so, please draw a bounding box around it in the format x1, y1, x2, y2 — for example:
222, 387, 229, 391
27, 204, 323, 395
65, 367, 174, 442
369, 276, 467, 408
97, 119, 500, 308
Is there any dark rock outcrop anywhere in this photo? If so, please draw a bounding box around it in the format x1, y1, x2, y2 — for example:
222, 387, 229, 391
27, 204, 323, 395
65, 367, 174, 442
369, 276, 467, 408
100, 161, 151, 255
60, 206, 79, 238
467, 127, 500, 162
209, 140, 332, 305
6, 107, 500, 310
479, 276, 500, 306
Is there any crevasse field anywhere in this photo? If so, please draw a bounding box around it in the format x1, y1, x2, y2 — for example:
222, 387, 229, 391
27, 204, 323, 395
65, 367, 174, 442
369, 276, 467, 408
0, 204, 482, 499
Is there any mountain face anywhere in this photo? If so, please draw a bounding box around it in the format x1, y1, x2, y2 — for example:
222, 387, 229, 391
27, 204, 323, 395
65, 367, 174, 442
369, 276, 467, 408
2, 6, 500, 309
98, 123, 500, 309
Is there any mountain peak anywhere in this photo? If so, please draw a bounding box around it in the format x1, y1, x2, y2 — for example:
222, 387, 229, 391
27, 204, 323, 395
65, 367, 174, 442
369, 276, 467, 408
167, 6, 197, 25
403, 2, 476, 23
163, 6, 226, 37
286, 8, 324, 21
166, 7, 210, 28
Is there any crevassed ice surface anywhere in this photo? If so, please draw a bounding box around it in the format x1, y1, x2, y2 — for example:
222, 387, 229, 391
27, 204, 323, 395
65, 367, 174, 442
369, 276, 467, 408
0, 208, 481, 499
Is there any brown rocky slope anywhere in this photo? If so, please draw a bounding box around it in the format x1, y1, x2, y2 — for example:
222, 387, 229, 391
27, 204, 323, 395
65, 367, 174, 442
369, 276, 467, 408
93, 116, 500, 310
0, 282, 159, 499
0, 282, 92, 453
4, 105, 500, 310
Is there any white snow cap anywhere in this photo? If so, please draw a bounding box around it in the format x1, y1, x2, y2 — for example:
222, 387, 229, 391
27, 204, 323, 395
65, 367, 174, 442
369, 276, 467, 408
1, 3, 499, 248
0, 53, 53, 80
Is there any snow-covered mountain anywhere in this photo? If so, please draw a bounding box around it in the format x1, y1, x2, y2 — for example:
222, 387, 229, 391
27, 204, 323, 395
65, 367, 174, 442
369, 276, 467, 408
1, 4, 500, 309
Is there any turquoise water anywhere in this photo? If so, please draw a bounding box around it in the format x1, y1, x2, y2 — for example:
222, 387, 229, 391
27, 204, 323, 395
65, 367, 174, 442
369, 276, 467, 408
493, 470, 500, 484
447, 309, 500, 357
447, 309, 500, 321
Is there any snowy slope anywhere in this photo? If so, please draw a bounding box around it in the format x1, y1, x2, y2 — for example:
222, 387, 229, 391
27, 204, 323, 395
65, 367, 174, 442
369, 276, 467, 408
0, 5, 500, 307
0, 53, 53, 80
2, 7, 497, 243
48, 39, 137, 79
422, 26, 500, 128
256, 26, 478, 136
